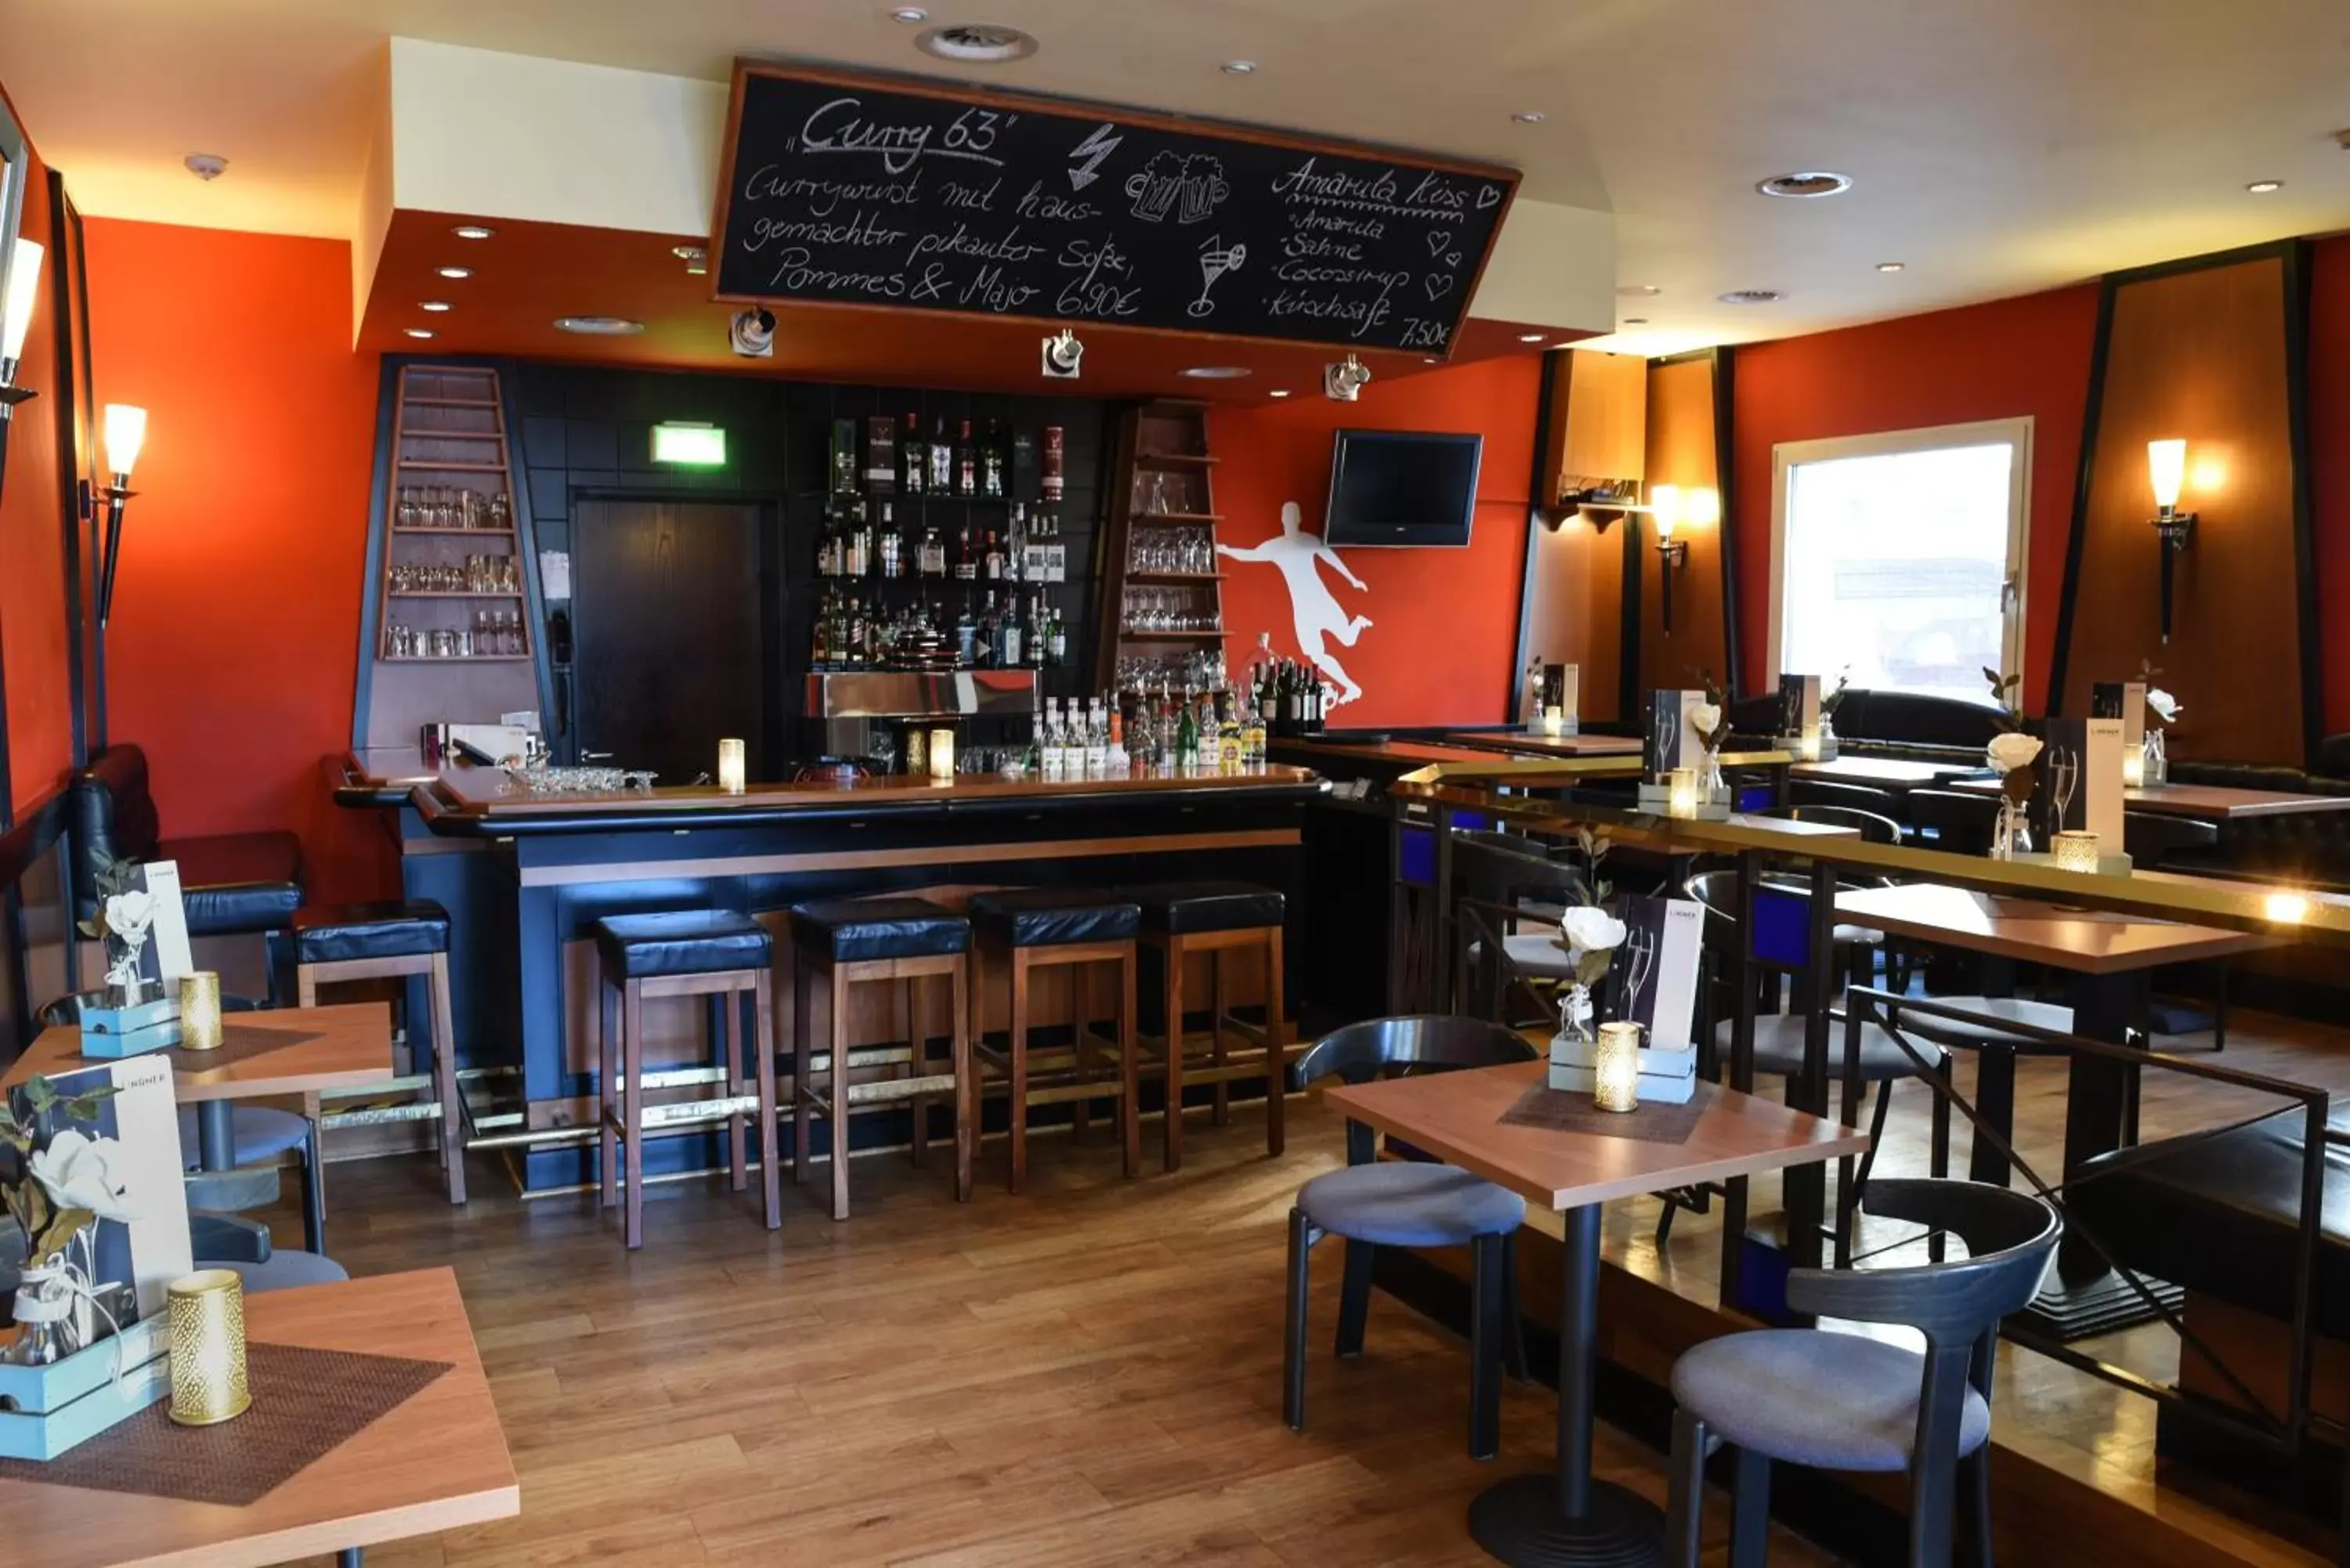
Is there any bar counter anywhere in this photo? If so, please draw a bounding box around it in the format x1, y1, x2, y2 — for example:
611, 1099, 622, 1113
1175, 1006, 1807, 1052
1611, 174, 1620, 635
337, 750, 1328, 1190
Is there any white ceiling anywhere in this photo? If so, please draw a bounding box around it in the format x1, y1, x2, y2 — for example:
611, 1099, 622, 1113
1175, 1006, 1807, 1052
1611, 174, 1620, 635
5, 0, 2350, 351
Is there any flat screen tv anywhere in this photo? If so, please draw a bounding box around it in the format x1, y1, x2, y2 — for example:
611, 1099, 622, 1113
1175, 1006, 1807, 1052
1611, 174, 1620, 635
1321, 429, 1483, 547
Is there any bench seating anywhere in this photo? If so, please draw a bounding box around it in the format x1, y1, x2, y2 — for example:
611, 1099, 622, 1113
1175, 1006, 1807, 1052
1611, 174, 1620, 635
68, 744, 303, 938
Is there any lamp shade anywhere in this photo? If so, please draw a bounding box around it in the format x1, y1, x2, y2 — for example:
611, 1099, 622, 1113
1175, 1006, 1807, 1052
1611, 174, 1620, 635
1649, 483, 1681, 541
1, 238, 42, 366
2147, 438, 2186, 511
103, 403, 148, 479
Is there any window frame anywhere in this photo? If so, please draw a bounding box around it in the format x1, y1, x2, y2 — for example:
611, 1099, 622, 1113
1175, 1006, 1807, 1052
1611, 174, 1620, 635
1764, 416, 2034, 697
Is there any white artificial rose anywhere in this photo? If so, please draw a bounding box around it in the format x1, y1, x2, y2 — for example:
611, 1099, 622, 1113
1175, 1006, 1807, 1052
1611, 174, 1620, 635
1690, 703, 1722, 736
29, 1129, 139, 1223
2146, 688, 2180, 724
1560, 905, 1627, 956
104, 889, 156, 941
1987, 733, 2043, 773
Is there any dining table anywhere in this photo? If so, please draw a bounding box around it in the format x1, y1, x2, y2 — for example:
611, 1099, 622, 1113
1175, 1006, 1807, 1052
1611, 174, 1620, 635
1323, 1060, 1871, 1566
1441, 732, 1649, 760
1944, 775, 2350, 820
1789, 755, 1979, 790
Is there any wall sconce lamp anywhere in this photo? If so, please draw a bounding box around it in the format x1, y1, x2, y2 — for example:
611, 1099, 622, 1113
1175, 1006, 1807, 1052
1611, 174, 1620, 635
97, 403, 148, 626
0, 237, 45, 509
2146, 438, 2196, 643
1651, 484, 1690, 631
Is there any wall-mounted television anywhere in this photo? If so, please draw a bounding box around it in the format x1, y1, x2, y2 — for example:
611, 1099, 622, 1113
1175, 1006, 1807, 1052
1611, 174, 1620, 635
1322, 429, 1484, 548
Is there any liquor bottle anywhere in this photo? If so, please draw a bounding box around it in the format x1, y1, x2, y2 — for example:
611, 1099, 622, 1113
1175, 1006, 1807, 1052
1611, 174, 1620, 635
1047, 605, 1068, 667
1215, 692, 1241, 771
848, 597, 870, 667
863, 416, 896, 496
1086, 699, 1109, 775
877, 501, 903, 579
829, 419, 858, 497
1242, 683, 1267, 765
998, 597, 1023, 668
848, 500, 872, 578
1307, 672, 1325, 733
1107, 706, 1130, 773
954, 598, 978, 668
1007, 503, 1027, 583
1027, 597, 1048, 669
982, 418, 1007, 499
918, 525, 946, 579
811, 589, 830, 666
953, 522, 977, 582
984, 529, 1003, 581
1041, 425, 1065, 503
1175, 689, 1200, 772
1041, 699, 1065, 777
956, 418, 978, 497
901, 412, 925, 496
928, 416, 954, 493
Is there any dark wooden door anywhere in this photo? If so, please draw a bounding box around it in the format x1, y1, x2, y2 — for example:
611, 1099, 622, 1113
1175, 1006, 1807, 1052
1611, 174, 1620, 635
573, 500, 769, 786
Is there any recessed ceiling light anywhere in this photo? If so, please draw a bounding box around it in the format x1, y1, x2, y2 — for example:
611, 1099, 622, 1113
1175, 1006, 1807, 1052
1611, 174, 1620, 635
1512, 111, 1546, 124
891, 5, 928, 20
453, 225, 495, 240
420, 300, 453, 313
436, 266, 472, 280
916, 23, 1039, 62
1755, 172, 1853, 199
672, 244, 707, 262
1517, 333, 1546, 343
1179, 365, 1251, 379
1222, 60, 1258, 74
1269, 389, 1292, 399
1875, 261, 1905, 273
1423, 356, 1441, 365
404, 328, 435, 339
183, 153, 228, 181
1617, 284, 1661, 297
1622, 317, 1649, 326
1719, 288, 1784, 305
2246, 179, 2283, 194
553, 316, 646, 335
686, 265, 708, 276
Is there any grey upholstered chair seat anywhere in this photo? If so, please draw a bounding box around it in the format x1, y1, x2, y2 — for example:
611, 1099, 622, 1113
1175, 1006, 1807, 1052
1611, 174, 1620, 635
177, 1105, 309, 1170
1891, 995, 2073, 1050
203, 1249, 350, 1292
1298, 1162, 1527, 1249
1466, 931, 1580, 981
1716, 1013, 1930, 1082
1673, 1328, 1990, 1473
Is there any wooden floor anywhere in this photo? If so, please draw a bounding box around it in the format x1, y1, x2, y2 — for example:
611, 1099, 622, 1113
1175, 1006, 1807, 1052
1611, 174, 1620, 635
303, 1105, 1838, 1566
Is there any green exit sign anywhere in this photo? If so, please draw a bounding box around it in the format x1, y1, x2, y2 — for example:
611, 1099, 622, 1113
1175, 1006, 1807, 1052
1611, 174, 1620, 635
651, 422, 727, 466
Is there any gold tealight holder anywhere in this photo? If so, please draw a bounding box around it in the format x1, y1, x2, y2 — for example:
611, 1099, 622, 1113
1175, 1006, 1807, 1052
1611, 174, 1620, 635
1593, 1021, 1642, 1113
2052, 829, 2101, 874
717, 737, 747, 795
179, 971, 224, 1052
1665, 768, 1699, 819
1797, 729, 1822, 763
927, 727, 956, 782
168, 1269, 251, 1425
2121, 744, 2146, 789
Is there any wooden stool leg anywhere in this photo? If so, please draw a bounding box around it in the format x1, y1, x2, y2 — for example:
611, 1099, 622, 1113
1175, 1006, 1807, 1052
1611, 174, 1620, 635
721, 992, 747, 1194
297, 966, 319, 1008
1119, 948, 1141, 1180
1008, 948, 1032, 1194
598, 974, 618, 1212
754, 972, 781, 1230
951, 956, 974, 1203
1264, 923, 1287, 1158
1072, 963, 1094, 1143
905, 977, 928, 1169
429, 952, 465, 1205
794, 951, 814, 1188
829, 963, 853, 1222
1162, 938, 1188, 1173
1211, 948, 1231, 1125
622, 978, 645, 1251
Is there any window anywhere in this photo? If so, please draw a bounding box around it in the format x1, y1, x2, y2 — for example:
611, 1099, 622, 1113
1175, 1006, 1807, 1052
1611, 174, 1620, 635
1768, 419, 2031, 705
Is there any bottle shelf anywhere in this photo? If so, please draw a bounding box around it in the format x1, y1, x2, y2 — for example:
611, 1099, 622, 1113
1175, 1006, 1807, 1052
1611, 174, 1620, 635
393, 526, 515, 537
1124, 572, 1224, 584
378, 655, 533, 664
403, 396, 500, 410
386, 591, 523, 600
396, 460, 509, 473
1129, 511, 1222, 524
1118, 630, 1226, 641
398, 428, 502, 442
1136, 451, 1217, 465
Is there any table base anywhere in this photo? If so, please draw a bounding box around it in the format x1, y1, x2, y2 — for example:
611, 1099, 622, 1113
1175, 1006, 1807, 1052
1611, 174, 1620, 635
2015, 1267, 2182, 1342
1467, 1475, 1662, 1567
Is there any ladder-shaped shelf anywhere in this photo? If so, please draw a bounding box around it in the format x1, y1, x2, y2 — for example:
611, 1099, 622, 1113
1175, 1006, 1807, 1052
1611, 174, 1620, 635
1092, 401, 1227, 692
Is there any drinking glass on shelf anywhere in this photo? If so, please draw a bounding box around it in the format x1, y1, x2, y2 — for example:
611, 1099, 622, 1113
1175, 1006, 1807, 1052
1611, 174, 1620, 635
489, 492, 512, 529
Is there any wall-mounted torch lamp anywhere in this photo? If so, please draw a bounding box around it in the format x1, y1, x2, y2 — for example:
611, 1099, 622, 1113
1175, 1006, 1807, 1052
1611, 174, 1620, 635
2146, 438, 2196, 644
98, 403, 148, 626
1650, 483, 1690, 632
0, 238, 45, 509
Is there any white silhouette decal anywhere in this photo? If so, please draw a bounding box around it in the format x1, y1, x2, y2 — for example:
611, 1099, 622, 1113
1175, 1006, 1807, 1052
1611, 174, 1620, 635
1217, 501, 1373, 706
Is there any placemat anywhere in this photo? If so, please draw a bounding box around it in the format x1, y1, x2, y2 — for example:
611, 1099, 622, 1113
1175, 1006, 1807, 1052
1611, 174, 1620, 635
0, 1341, 451, 1505
1499, 1079, 1713, 1145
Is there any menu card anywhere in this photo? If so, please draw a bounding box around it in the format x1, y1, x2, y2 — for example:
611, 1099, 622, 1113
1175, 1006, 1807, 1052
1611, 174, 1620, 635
2035, 717, 2125, 844
1777, 674, 1821, 739
1643, 689, 1706, 781
2091, 680, 2148, 760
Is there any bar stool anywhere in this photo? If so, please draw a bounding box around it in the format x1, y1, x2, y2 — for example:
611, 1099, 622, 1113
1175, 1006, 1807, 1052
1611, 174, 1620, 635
788, 898, 974, 1219
968, 888, 1143, 1192
292, 900, 465, 1205
1123, 881, 1287, 1172
591, 910, 780, 1252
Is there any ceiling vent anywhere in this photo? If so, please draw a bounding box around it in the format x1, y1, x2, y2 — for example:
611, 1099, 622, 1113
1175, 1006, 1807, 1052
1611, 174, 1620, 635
1719, 289, 1785, 305
916, 23, 1039, 63
1755, 172, 1852, 199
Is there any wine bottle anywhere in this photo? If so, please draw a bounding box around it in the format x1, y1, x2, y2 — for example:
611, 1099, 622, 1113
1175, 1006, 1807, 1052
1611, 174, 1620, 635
956, 418, 978, 497
901, 412, 925, 496
929, 416, 953, 492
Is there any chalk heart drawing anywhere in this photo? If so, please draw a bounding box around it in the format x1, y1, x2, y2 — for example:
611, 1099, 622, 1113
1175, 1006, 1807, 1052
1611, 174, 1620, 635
1217, 500, 1373, 706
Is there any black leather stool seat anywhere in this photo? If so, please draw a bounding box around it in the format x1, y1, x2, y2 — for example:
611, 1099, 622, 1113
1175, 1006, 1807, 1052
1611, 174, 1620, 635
292, 900, 450, 965
970, 889, 1141, 948
790, 898, 970, 963
595, 910, 771, 980
1122, 880, 1285, 935
162, 833, 305, 938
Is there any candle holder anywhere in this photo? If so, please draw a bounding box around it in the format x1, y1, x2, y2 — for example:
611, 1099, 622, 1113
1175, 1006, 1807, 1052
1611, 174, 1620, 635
2051, 829, 2101, 874
1797, 729, 1822, 763
1665, 768, 1699, 819
927, 728, 956, 782
179, 971, 224, 1051
717, 737, 747, 795
2121, 743, 2146, 789
1593, 1021, 1642, 1112
168, 1269, 251, 1425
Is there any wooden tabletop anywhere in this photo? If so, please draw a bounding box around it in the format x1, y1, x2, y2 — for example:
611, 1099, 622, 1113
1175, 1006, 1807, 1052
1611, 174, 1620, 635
5, 1267, 517, 1568
1271, 738, 1509, 767
1835, 883, 2273, 973
1946, 775, 2350, 820
1321, 1060, 1871, 1212
1440, 731, 1648, 759
1728, 814, 1860, 839
1791, 757, 1974, 788
5, 1004, 396, 1103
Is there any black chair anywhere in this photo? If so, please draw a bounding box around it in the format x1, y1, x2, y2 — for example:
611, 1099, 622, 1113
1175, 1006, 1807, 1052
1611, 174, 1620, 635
1788, 778, 1903, 818
1285, 1016, 1535, 1461
1904, 789, 1999, 857
1751, 804, 1907, 848
1452, 832, 1597, 1023
67, 743, 305, 950
191, 1212, 352, 1292
1664, 1180, 2060, 1568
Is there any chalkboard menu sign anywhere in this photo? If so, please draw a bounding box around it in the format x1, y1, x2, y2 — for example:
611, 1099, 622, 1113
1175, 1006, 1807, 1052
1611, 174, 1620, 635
710, 63, 1519, 357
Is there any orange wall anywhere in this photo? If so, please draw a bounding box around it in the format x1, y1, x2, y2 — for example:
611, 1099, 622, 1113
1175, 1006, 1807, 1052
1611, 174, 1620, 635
82, 219, 389, 901
1213, 354, 1538, 728
1729, 284, 2102, 714
0, 96, 74, 815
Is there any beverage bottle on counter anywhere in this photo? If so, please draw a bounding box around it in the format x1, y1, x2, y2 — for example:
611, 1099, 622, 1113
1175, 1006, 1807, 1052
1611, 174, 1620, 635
954, 599, 978, 668
929, 416, 954, 492
956, 419, 978, 497
918, 525, 946, 579
1041, 700, 1067, 778
877, 502, 904, 579
1107, 706, 1130, 772
953, 522, 977, 582
1307, 673, 1326, 733
1215, 692, 1242, 771
901, 412, 926, 496
1042, 425, 1065, 504
1175, 690, 1200, 773
1086, 699, 1109, 775
982, 418, 1007, 499
1242, 685, 1267, 764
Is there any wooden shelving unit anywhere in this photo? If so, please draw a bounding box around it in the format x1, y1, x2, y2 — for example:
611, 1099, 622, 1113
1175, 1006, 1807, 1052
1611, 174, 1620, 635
1092, 402, 1228, 691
